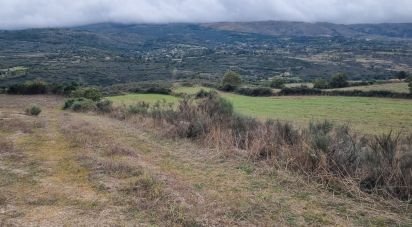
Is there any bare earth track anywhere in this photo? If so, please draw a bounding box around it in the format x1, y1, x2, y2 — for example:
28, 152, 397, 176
1, 95, 411, 226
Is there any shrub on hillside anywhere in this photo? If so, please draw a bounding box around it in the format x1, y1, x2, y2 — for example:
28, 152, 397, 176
25, 104, 42, 116
8, 81, 48, 95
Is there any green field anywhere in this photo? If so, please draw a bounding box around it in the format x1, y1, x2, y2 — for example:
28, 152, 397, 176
327, 82, 409, 93
109, 93, 179, 106
110, 87, 412, 134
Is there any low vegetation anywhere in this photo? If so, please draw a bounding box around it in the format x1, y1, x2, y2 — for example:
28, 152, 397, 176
25, 104, 42, 116
103, 91, 412, 202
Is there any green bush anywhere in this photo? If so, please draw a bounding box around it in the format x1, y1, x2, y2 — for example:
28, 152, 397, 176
63, 99, 76, 110
329, 73, 349, 88
8, 81, 48, 95
222, 71, 242, 91
270, 78, 286, 89
25, 104, 42, 116
72, 87, 102, 101
68, 98, 96, 112
236, 87, 273, 96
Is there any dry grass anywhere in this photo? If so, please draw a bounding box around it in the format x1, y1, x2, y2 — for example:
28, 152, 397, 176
1, 94, 412, 226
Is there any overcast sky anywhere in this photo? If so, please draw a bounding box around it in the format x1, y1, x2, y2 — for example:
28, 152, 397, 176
1, 0, 412, 29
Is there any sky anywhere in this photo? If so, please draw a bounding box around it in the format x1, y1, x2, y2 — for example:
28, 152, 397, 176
1, 0, 412, 29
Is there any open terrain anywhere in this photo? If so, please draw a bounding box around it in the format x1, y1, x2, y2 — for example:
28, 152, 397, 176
109, 87, 412, 134
1, 94, 412, 226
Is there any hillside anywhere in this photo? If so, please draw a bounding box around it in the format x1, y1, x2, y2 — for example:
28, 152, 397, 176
1, 22, 412, 86
204, 21, 412, 39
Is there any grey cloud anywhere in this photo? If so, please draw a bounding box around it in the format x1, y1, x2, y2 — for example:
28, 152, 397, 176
1, 0, 412, 29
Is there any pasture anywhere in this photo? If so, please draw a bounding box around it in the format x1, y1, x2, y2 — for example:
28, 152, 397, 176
110, 86, 412, 134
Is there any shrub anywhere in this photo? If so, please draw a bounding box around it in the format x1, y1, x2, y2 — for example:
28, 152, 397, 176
222, 71, 242, 90
236, 87, 273, 96
128, 102, 151, 115
71, 98, 96, 112
96, 99, 113, 113
25, 104, 42, 116
63, 99, 76, 110
279, 86, 322, 96
329, 73, 349, 88
72, 87, 102, 101
8, 81, 48, 95
270, 78, 286, 89
195, 89, 216, 99
309, 121, 334, 152
313, 79, 330, 89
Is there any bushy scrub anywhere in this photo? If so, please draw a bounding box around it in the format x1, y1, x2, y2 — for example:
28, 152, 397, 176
236, 87, 273, 96
72, 87, 102, 101
64, 98, 96, 112
112, 91, 412, 201
96, 99, 113, 113
25, 104, 42, 116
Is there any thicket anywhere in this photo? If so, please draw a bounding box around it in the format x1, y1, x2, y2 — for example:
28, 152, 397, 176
278, 86, 412, 99
101, 92, 412, 202
235, 87, 273, 96
6, 81, 79, 95
103, 82, 173, 96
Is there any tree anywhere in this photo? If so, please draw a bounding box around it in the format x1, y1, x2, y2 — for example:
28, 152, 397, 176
313, 79, 329, 89
329, 73, 349, 88
270, 78, 286, 89
396, 71, 408, 80
221, 71, 242, 91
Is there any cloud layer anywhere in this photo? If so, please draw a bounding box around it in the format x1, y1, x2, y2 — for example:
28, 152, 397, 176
1, 0, 412, 29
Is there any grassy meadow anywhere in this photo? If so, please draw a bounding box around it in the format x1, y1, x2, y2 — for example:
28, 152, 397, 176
110, 86, 412, 134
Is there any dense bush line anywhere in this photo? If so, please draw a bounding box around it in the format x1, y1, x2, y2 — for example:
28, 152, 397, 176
279, 86, 412, 99
102, 81, 173, 96
235, 87, 273, 96
100, 92, 412, 201
6, 81, 79, 95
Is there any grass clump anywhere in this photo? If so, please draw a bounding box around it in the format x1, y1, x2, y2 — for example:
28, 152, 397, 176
25, 104, 42, 116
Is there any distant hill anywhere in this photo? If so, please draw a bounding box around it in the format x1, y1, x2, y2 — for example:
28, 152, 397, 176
1, 22, 412, 86
203, 21, 412, 39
